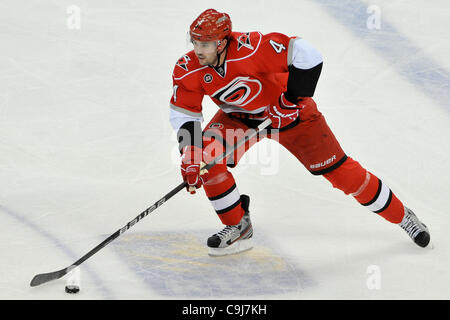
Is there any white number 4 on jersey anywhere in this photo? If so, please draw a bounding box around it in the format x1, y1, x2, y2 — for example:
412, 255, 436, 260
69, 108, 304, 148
269, 40, 286, 53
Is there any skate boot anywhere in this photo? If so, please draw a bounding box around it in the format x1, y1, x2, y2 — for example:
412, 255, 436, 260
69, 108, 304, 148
399, 207, 430, 248
207, 194, 253, 256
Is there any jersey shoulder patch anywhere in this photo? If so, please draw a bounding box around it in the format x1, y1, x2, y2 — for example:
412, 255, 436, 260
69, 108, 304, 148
228, 31, 263, 61
176, 54, 191, 71
236, 32, 255, 51
173, 51, 206, 80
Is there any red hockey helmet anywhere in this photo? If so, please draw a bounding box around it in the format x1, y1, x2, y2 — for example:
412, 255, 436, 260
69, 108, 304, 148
189, 9, 232, 42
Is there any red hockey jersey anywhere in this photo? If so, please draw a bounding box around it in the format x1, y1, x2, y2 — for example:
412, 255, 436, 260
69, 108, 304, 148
171, 31, 298, 116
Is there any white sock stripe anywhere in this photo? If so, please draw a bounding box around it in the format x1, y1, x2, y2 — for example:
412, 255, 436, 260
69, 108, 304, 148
210, 187, 241, 212
365, 181, 391, 212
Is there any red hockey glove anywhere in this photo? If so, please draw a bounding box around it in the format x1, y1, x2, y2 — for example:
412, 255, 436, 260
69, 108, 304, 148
180, 146, 208, 194
265, 92, 303, 129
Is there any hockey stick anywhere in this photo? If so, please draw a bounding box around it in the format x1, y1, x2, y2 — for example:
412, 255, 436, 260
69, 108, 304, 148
30, 118, 272, 287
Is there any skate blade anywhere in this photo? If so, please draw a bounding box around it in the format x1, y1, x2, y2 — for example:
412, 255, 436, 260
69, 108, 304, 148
208, 238, 253, 257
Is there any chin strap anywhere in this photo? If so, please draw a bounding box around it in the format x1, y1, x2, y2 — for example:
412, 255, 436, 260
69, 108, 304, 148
214, 39, 229, 68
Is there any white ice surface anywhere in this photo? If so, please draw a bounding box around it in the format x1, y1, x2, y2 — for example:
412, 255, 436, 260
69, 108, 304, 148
0, 0, 449, 299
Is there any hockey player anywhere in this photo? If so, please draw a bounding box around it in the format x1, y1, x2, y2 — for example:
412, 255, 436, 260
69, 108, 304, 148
169, 9, 430, 256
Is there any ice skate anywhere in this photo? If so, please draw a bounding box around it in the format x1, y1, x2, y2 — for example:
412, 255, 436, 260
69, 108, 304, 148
207, 194, 253, 256
399, 207, 430, 248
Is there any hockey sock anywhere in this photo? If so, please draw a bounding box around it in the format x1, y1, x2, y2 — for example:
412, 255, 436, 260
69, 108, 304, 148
324, 157, 404, 223
352, 171, 404, 223
203, 166, 244, 225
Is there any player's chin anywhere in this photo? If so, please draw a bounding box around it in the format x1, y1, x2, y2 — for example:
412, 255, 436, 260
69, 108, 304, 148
197, 57, 209, 65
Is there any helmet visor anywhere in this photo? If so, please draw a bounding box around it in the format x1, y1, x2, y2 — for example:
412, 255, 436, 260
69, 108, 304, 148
191, 39, 218, 54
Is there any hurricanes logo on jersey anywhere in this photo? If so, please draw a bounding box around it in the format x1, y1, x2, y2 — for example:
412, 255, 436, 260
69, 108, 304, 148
176, 55, 191, 71
212, 76, 262, 106
237, 32, 254, 51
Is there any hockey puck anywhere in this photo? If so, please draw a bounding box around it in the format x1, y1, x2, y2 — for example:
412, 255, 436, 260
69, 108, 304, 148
65, 285, 80, 294
65, 266, 81, 294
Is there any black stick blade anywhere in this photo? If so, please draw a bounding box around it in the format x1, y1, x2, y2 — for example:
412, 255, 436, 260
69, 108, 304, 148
30, 267, 71, 287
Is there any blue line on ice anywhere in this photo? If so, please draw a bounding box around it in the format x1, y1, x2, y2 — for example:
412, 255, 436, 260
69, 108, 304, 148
316, 0, 450, 110
0, 204, 114, 298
